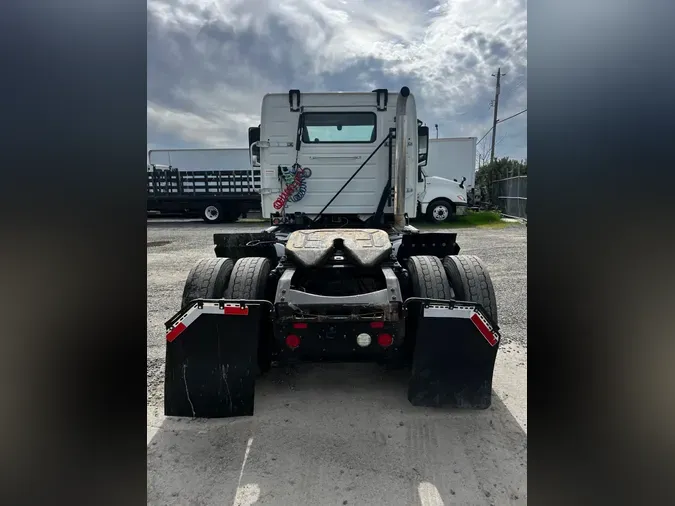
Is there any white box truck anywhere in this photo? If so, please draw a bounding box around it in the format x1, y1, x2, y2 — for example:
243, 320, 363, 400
423, 138, 477, 214
147, 148, 261, 223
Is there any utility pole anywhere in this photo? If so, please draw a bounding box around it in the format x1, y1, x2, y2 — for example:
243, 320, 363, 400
490, 68, 506, 163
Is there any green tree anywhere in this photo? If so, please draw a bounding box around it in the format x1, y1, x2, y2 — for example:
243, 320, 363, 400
476, 157, 527, 188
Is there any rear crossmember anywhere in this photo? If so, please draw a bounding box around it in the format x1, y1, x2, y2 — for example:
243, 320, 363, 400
164, 298, 500, 418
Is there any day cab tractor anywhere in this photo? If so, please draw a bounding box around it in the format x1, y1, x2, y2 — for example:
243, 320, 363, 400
164, 87, 501, 418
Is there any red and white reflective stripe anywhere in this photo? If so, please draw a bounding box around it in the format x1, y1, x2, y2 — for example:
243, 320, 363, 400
224, 305, 249, 316
422, 305, 500, 347
166, 322, 187, 343
470, 313, 498, 347
166, 302, 249, 342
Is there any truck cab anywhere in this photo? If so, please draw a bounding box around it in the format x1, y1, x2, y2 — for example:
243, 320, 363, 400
247, 89, 465, 225
417, 170, 468, 222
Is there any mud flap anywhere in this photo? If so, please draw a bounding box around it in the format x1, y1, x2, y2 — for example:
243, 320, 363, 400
164, 300, 271, 418
406, 300, 500, 409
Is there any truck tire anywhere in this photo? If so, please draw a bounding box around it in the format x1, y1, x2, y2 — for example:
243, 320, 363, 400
442, 255, 498, 324
202, 203, 224, 224
224, 257, 272, 373
224, 257, 271, 299
426, 198, 455, 223
406, 255, 452, 299
181, 257, 234, 308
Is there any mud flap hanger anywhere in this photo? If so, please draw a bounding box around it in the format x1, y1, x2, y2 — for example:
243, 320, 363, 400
165, 299, 274, 341
403, 297, 500, 345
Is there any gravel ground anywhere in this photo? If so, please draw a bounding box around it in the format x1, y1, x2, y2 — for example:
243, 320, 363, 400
147, 219, 527, 506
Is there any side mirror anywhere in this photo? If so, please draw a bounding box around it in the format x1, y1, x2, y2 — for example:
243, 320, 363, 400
248, 126, 261, 166
417, 125, 429, 167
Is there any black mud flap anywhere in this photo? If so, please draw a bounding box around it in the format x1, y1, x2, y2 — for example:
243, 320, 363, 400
164, 300, 272, 418
405, 299, 501, 409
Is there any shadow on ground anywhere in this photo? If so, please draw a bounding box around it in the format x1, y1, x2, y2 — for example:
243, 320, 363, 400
147, 219, 266, 229
148, 363, 526, 506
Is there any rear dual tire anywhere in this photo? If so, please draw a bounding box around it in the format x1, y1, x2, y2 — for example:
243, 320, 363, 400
181, 258, 234, 308
225, 257, 273, 374
406, 254, 498, 324
406, 255, 452, 299
442, 255, 498, 324
180, 256, 273, 374
181, 256, 272, 306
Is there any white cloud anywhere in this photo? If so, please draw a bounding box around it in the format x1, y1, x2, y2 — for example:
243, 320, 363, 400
148, 0, 527, 161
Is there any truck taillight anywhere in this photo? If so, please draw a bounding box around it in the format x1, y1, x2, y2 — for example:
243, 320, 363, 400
377, 333, 393, 348
285, 334, 300, 349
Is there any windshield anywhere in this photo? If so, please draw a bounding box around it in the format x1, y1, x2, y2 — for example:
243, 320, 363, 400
302, 112, 376, 143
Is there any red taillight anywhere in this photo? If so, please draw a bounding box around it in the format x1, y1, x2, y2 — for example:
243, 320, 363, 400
370, 321, 384, 329
377, 333, 393, 348
293, 322, 308, 329
285, 334, 300, 349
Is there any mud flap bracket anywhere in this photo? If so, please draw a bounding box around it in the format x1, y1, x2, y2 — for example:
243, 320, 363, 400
164, 300, 273, 418
405, 299, 501, 409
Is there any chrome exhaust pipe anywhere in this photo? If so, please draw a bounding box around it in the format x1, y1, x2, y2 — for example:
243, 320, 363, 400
394, 86, 410, 230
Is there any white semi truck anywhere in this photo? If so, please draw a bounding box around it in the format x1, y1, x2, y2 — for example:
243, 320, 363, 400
147, 148, 261, 223
246, 103, 468, 224
164, 87, 501, 419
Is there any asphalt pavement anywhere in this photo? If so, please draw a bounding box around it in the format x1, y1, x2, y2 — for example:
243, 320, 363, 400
147, 219, 527, 506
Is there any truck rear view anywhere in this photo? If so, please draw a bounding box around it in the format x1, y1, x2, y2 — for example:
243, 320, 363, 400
163, 87, 501, 418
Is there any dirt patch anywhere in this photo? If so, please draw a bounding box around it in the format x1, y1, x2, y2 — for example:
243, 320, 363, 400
147, 240, 172, 248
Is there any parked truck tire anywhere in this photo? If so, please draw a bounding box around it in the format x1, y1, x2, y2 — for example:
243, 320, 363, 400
202, 203, 242, 224
442, 255, 498, 324
224, 257, 273, 373
181, 257, 234, 308
202, 203, 224, 223
401, 255, 453, 364
406, 255, 453, 299
426, 198, 455, 223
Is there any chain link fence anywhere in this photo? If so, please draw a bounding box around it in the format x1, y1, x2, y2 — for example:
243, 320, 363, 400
491, 175, 527, 219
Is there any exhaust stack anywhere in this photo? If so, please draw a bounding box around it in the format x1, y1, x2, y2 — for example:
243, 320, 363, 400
394, 87, 410, 230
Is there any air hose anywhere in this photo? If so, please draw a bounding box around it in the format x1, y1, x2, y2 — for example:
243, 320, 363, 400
273, 165, 312, 210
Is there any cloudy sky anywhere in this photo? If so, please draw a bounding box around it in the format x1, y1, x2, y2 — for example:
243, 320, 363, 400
148, 0, 527, 163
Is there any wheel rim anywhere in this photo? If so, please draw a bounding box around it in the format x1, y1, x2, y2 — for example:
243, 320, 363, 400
432, 204, 449, 221
204, 205, 219, 221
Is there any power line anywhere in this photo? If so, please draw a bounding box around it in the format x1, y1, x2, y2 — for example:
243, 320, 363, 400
477, 126, 493, 145
501, 78, 526, 99
477, 109, 527, 150
498, 109, 527, 124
